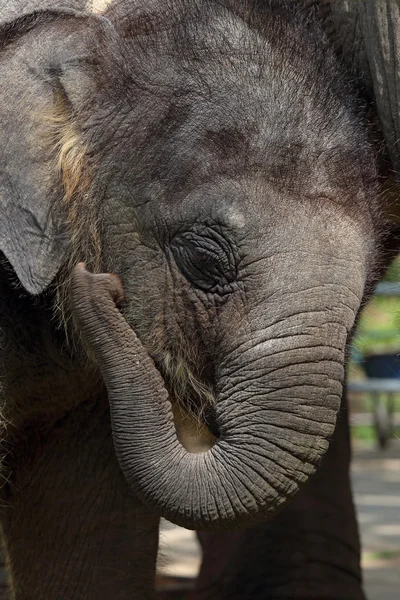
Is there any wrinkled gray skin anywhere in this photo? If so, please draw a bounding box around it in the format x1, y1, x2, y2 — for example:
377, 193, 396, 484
0, 1, 385, 599
195, 2, 400, 599
320, 0, 400, 179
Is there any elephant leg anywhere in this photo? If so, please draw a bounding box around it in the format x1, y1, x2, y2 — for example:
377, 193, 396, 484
194, 390, 364, 600
0, 397, 159, 600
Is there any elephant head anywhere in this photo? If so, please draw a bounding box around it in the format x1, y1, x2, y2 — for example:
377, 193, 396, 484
0, 1, 383, 530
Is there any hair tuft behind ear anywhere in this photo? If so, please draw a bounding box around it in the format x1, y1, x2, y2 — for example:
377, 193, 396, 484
44, 85, 103, 286
46, 88, 92, 206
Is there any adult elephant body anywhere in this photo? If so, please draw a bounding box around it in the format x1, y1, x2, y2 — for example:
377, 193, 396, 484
0, 0, 384, 598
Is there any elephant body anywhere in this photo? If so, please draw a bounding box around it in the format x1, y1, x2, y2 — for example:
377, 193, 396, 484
0, 1, 388, 598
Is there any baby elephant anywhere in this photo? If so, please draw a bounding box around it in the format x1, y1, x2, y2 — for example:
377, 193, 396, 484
0, 0, 384, 598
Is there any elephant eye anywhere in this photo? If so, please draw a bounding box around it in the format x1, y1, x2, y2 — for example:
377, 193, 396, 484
170, 229, 237, 292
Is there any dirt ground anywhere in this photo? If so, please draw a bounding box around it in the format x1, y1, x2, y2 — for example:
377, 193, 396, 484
353, 443, 400, 600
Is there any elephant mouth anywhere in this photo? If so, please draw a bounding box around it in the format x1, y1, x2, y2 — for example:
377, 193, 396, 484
203, 404, 220, 438
155, 351, 219, 450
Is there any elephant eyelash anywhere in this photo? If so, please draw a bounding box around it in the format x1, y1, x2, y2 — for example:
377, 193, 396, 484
169, 227, 238, 294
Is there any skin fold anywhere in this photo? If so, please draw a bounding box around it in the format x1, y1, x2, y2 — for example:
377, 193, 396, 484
0, 1, 387, 598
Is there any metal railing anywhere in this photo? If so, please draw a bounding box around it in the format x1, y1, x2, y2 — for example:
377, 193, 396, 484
375, 282, 400, 296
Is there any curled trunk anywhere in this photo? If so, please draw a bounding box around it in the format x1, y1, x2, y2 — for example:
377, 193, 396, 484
70, 264, 356, 530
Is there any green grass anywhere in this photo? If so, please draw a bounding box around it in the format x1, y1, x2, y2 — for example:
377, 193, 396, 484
351, 424, 400, 443
363, 550, 399, 561
351, 425, 377, 442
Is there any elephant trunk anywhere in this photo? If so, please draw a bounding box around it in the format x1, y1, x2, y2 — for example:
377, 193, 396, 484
70, 264, 349, 530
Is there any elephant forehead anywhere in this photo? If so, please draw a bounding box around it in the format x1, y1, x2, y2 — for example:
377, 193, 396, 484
139, 115, 373, 207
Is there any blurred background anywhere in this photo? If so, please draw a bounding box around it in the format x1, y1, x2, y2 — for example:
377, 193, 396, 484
158, 256, 400, 600
349, 255, 400, 449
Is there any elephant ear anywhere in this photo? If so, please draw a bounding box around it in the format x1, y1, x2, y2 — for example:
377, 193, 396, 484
317, 1, 400, 174
0, 8, 110, 294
